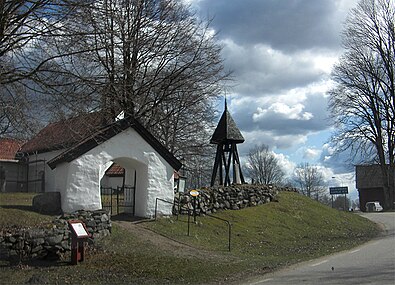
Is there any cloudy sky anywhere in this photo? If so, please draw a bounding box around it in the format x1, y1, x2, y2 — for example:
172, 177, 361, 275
189, 0, 360, 197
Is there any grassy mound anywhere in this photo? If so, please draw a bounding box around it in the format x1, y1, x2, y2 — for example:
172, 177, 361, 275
147, 192, 380, 275
0, 191, 380, 284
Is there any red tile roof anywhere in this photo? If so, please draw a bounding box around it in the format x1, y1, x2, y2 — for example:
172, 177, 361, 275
105, 163, 125, 176
21, 112, 106, 154
0, 138, 24, 160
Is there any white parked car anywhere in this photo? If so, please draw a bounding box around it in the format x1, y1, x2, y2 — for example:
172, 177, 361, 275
365, 201, 383, 212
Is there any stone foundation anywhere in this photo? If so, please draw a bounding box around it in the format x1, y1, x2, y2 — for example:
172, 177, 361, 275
0, 209, 111, 261
176, 184, 297, 215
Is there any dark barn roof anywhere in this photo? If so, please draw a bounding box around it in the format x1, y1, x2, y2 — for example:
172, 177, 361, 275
21, 112, 105, 154
210, 103, 244, 145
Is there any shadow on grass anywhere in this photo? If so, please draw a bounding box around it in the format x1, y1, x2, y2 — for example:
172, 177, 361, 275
111, 213, 150, 223
0, 205, 60, 216
0, 253, 72, 268
0, 205, 36, 212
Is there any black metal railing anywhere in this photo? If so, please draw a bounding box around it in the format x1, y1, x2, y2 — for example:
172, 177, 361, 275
154, 198, 174, 220
204, 213, 232, 252
154, 197, 232, 251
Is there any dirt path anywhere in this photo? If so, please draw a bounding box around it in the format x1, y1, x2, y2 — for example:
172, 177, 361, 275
114, 220, 232, 261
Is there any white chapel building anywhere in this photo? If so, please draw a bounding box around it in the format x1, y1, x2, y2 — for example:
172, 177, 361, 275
20, 113, 182, 217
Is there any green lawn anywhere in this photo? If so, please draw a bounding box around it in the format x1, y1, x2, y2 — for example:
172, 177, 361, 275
146, 192, 380, 271
0, 191, 381, 284
0, 192, 54, 229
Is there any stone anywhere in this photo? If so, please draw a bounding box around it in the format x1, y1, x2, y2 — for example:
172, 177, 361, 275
8, 236, 16, 243
231, 204, 239, 210
15, 242, 24, 250
86, 220, 97, 227
92, 232, 100, 239
0, 209, 112, 261
176, 184, 283, 214
28, 229, 46, 239
45, 235, 63, 246
61, 241, 70, 250
100, 213, 109, 221
31, 245, 43, 253
32, 192, 61, 214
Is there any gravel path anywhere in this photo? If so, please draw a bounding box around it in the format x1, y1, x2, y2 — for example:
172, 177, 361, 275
114, 219, 232, 261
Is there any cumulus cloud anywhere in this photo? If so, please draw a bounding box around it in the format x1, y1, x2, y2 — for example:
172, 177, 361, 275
237, 129, 308, 155
221, 41, 337, 96
193, 0, 360, 185
319, 143, 356, 174
273, 152, 297, 177
303, 148, 321, 160
227, 79, 332, 140
253, 103, 313, 122
197, 0, 346, 52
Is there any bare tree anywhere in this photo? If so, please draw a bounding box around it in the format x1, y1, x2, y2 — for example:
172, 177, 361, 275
246, 144, 285, 185
293, 162, 326, 200
183, 149, 216, 189
0, 0, 50, 84
0, 0, 229, 193
329, 0, 394, 209
32, 0, 228, 158
0, 0, 47, 136
0, 0, 77, 137
332, 195, 351, 211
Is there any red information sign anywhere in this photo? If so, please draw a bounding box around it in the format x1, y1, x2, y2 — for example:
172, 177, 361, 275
68, 220, 90, 265
69, 221, 90, 238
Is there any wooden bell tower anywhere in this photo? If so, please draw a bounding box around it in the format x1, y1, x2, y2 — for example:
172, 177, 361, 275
210, 101, 245, 186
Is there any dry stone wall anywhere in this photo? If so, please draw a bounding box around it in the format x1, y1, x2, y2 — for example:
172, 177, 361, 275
176, 184, 297, 215
0, 209, 111, 261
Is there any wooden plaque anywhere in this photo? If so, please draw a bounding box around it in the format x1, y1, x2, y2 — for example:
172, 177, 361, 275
68, 220, 90, 238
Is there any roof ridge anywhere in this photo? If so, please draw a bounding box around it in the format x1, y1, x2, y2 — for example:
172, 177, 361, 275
47, 116, 182, 171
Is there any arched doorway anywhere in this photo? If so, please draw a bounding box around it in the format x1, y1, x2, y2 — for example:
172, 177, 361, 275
100, 157, 148, 216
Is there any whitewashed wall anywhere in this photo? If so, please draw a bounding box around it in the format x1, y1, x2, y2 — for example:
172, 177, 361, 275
54, 128, 175, 217
28, 150, 63, 192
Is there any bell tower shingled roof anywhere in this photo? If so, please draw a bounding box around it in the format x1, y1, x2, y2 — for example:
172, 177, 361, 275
210, 100, 244, 145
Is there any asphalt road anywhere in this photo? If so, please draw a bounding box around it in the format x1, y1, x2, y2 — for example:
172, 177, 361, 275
246, 212, 395, 285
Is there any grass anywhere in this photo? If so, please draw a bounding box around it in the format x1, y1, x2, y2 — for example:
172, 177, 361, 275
0, 191, 381, 284
0, 192, 54, 229
146, 192, 380, 274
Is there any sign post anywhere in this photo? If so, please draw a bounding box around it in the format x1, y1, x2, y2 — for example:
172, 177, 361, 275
190, 190, 199, 223
68, 220, 90, 265
329, 187, 349, 211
